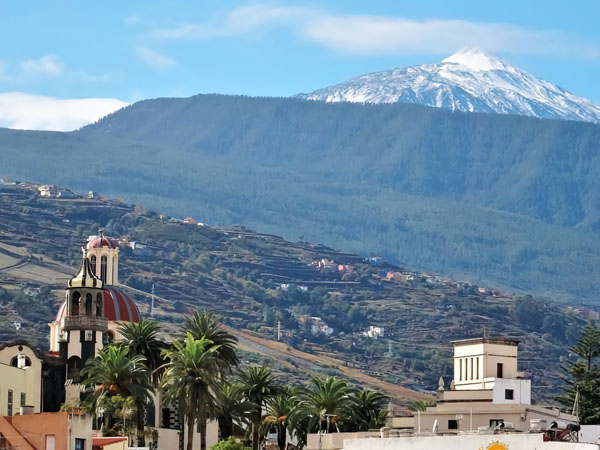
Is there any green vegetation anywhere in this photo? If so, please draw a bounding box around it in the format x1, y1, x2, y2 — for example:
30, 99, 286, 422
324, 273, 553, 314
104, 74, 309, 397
82, 313, 390, 449
1, 95, 600, 303
557, 322, 600, 424
0, 185, 588, 397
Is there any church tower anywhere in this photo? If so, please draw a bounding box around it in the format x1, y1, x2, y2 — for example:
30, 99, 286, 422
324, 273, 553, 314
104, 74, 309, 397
60, 248, 108, 404
48, 232, 141, 405
86, 229, 119, 285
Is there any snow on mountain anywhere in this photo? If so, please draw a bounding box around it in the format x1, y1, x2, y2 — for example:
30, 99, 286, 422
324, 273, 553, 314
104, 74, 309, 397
297, 47, 600, 123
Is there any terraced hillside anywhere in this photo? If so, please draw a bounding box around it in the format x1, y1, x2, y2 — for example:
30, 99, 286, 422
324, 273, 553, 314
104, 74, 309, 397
0, 181, 585, 401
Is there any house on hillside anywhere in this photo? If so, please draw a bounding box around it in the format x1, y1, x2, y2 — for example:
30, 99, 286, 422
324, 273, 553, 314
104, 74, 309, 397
183, 216, 197, 225
363, 325, 384, 339
310, 317, 333, 336
386, 271, 413, 282
575, 307, 600, 321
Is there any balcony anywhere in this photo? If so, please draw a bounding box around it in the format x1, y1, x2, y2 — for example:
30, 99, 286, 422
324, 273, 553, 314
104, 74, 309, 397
62, 315, 108, 331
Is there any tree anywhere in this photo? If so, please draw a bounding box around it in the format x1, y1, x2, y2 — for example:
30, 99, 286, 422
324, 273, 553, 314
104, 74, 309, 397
407, 399, 433, 412
238, 366, 280, 450
81, 346, 152, 436
264, 388, 297, 450
162, 334, 222, 450
294, 376, 350, 444
347, 389, 388, 431
215, 383, 254, 440
118, 319, 168, 446
185, 311, 240, 444
185, 311, 239, 369
211, 436, 252, 450
557, 322, 600, 424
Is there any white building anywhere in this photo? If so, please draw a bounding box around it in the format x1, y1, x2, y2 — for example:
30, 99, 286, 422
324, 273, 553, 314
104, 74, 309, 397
363, 326, 385, 339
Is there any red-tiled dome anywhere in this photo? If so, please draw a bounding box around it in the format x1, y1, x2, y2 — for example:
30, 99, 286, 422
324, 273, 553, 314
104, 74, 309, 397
87, 236, 118, 249
56, 287, 140, 323
103, 287, 140, 322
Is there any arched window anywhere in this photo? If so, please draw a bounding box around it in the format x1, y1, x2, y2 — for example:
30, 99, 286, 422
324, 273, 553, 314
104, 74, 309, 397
85, 293, 93, 315
90, 255, 97, 274
113, 256, 117, 283
103, 330, 115, 345
96, 293, 103, 316
101, 256, 107, 283
10, 355, 31, 368
67, 356, 81, 382
71, 291, 81, 315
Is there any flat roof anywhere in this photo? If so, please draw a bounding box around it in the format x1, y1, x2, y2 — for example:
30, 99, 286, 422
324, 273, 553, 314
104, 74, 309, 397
451, 337, 519, 347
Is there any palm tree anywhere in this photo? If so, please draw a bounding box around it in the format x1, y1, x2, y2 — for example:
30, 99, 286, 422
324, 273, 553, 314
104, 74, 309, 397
118, 319, 168, 446
238, 366, 280, 450
347, 389, 388, 431
294, 377, 350, 440
264, 388, 297, 450
81, 346, 152, 436
184, 310, 239, 368
215, 383, 254, 440
161, 333, 221, 450
184, 311, 239, 445
407, 399, 433, 412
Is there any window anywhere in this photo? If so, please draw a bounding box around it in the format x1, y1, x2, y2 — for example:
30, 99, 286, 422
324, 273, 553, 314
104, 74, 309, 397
497, 363, 503, 378
96, 293, 103, 316
75, 438, 85, 450
20, 392, 26, 406
100, 256, 107, 283
490, 419, 505, 428
71, 291, 81, 315
476, 357, 479, 379
85, 294, 93, 315
470, 357, 473, 380
7, 390, 13, 416
90, 255, 96, 274
459, 359, 462, 381
45, 435, 56, 450
448, 420, 458, 430
505, 389, 514, 400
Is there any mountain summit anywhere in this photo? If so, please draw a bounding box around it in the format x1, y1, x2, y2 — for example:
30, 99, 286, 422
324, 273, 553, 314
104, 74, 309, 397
297, 47, 600, 123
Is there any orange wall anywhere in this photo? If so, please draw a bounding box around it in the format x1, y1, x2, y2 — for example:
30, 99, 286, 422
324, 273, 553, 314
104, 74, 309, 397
11, 412, 68, 450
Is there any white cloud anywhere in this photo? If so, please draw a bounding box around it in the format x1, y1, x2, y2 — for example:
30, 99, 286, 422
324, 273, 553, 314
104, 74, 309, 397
0, 92, 128, 131
136, 47, 175, 69
152, 5, 600, 59
21, 54, 64, 76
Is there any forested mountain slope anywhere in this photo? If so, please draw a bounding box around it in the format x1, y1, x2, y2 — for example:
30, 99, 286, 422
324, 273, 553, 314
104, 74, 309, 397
1, 95, 600, 302
0, 182, 585, 398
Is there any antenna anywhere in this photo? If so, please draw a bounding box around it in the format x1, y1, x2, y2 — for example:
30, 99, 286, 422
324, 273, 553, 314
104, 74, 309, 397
277, 320, 281, 341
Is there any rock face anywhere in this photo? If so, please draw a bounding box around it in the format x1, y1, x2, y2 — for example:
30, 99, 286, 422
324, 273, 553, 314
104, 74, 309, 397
297, 46, 600, 123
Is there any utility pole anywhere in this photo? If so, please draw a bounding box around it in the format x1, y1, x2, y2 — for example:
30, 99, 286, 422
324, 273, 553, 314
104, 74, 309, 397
150, 283, 155, 316
277, 320, 281, 341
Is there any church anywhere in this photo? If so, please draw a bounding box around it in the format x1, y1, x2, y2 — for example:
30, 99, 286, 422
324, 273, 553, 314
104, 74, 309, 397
0, 231, 217, 449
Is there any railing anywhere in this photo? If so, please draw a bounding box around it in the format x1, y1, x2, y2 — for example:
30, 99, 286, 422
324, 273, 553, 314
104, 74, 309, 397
62, 316, 108, 331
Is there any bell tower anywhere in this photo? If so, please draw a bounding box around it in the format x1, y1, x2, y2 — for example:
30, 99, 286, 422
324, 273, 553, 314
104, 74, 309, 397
59, 248, 108, 405
87, 229, 120, 286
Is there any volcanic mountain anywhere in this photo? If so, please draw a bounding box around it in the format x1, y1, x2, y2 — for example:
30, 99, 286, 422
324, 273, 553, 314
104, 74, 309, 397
297, 46, 600, 123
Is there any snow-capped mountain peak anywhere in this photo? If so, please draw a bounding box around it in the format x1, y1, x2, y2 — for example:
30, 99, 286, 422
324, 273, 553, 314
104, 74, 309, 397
296, 47, 600, 123
441, 46, 506, 71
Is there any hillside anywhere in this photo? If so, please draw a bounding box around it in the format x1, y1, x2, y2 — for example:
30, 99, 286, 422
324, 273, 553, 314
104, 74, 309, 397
1, 95, 600, 304
0, 182, 586, 401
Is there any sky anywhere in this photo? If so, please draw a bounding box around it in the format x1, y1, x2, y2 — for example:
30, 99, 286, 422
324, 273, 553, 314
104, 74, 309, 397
1, 0, 599, 130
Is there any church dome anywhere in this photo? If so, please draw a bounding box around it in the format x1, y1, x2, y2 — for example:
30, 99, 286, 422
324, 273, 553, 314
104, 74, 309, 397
87, 236, 118, 249
56, 287, 140, 323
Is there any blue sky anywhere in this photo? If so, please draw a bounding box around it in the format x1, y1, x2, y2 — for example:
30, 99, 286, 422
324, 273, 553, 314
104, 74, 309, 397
1, 0, 599, 129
